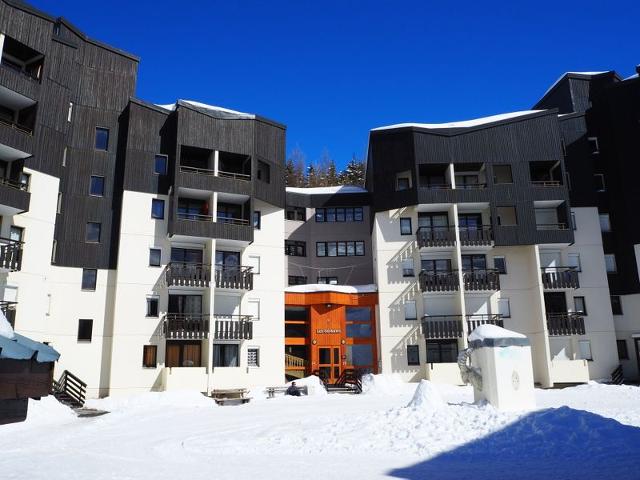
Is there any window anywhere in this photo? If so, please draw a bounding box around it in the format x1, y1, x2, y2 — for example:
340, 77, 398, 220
400, 218, 412, 235
257, 160, 271, 183
316, 242, 326, 257
81, 269, 97, 291
57, 192, 62, 213
62, 147, 67, 167
568, 253, 581, 272
213, 344, 239, 367
498, 298, 511, 318
248, 348, 260, 367
461, 254, 487, 272
166, 341, 201, 367
288, 275, 307, 286
247, 299, 260, 320
143, 345, 157, 368
146, 297, 159, 317
574, 296, 587, 315
95, 127, 109, 151
426, 340, 458, 363
346, 307, 372, 338
86, 222, 101, 243
496, 206, 517, 226
571, 212, 577, 231
19, 172, 30, 191
149, 248, 161, 267
396, 177, 410, 191
89, 176, 105, 196
611, 296, 623, 315
494, 256, 507, 274
154, 154, 168, 175
604, 254, 617, 273
77, 319, 93, 342
617, 340, 629, 360
578, 340, 593, 361
67, 102, 73, 122
287, 206, 306, 221
51, 239, 57, 264
151, 199, 165, 219
402, 258, 415, 277
253, 211, 261, 230
493, 164, 513, 184
285, 240, 306, 257
315, 207, 363, 223
404, 301, 417, 321
407, 345, 420, 366
588, 136, 599, 154
10, 226, 23, 242
599, 213, 611, 232
247, 255, 260, 274
316, 241, 364, 257
594, 174, 606, 192
317, 276, 338, 285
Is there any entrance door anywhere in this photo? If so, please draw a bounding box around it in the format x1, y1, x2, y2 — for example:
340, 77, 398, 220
318, 346, 341, 383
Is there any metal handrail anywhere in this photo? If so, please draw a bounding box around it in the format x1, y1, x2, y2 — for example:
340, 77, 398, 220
176, 212, 214, 221
217, 170, 251, 181
420, 183, 452, 190
456, 183, 487, 189
0, 177, 28, 191
0, 58, 41, 81
180, 165, 215, 176
216, 216, 250, 226
536, 223, 568, 230
531, 180, 561, 187
0, 116, 33, 135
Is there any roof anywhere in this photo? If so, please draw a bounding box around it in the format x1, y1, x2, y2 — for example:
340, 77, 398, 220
285, 284, 377, 294
371, 110, 547, 133
0, 312, 60, 363
538, 71, 622, 104
286, 185, 368, 195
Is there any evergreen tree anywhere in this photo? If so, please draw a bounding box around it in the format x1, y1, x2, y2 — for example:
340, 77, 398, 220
284, 159, 295, 186
326, 159, 339, 186
286, 146, 307, 187
307, 164, 318, 187
340, 155, 366, 186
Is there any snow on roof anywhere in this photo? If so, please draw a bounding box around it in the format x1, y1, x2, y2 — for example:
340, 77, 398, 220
286, 185, 368, 195
371, 110, 543, 132
0, 332, 60, 363
155, 100, 255, 119
468, 324, 526, 342
285, 283, 377, 294
0, 310, 14, 340
541, 71, 612, 99
625, 73, 639, 80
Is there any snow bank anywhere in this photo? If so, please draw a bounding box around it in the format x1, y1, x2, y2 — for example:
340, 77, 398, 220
372, 110, 543, 131
406, 380, 445, 411
22, 396, 76, 426
287, 375, 327, 396
286, 185, 368, 195
85, 390, 213, 413
0, 310, 14, 339
468, 324, 526, 341
285, 283, 377, 294
361, 373, 405, 395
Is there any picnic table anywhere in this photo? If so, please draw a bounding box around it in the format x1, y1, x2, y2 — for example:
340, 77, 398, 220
211, 388, 251, 405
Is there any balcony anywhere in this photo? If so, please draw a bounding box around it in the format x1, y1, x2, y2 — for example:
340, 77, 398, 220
0, 237, 23, 271
163, 313, 210, 340
0, 36, 44, 82
529, 160, 563, 187
546, 313, 585, 336
416, 226, 456, 248
466, 314, 503, 333
215, 265, 254, 290
419, 270, 459, 292
178, 147, 252, 195
462, 269, 500, 291
0, 300, 17, 328
541, 267, 580, 289
213, 314, 253, 340
165, 262, 211, 288
458, 226, 493, 247
422, 315, 464, 339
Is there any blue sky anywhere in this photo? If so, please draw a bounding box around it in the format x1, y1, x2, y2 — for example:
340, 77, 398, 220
30, 0, 639, 168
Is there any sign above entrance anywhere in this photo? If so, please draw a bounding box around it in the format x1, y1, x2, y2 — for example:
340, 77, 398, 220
316, 329, 341, 334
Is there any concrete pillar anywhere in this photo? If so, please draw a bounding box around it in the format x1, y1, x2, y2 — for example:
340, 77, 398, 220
213, 150, 219, 176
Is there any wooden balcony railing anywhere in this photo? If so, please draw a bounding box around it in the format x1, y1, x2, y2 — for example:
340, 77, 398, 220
0, 237, 23, 271
466, 314, 503, 333
458, 226, 493, 246
463, 269, 500, 291
165, 262, 211, 288
419, 270, 459, 292
416, 226, 456, 248
285, 353, 307, 368
422, 315, 464, 339
163, 313, 210, 340
215, 265, 254, 290
213, 314, 253, 340
0, 300, 17, 328
541, 267, 580, 289
546, 312, 585, 336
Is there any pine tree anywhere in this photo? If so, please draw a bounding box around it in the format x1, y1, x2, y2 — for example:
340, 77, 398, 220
340, 155, 366, 186
307, 164, 318, 187
284, 159, 295, 186
286, 146, 307, 187
326, 159, 339, 186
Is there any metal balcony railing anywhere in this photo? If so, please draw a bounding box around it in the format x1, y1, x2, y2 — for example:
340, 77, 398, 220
462, 269, 500, 291
458, 226, 493, 246
540, 267, 580, 289
165, 262, 211, 288
418, 270, 459, 292
163, 313, 210, 340
214, 265, 254, 290
421, 315, 464, 339
0, 237, 23, 271
546, 312, 585, 336
213, 314, 253, 340
466, 314, 503, 332
416, 226, 456, 248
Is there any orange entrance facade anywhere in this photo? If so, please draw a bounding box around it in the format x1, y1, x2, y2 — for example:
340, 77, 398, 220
285, 291, 378, 382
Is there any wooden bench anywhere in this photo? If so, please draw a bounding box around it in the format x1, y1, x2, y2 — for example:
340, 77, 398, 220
265, 385, 309, 399
211, 388, 251, 405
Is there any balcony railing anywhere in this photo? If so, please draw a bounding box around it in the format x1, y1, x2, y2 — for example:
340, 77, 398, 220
1, 57, 41, 81
416, 226, 456, 248
466, 314, 503, 333
456, 183, 487, 189
0, 237, 23, 271
420, 183, 452, 190
0, 116, 33, 135
546, 312, 585, 336
0, 301, 17, 328
217, 170, 251, 181
462, 269, 500, 291
213, 314, 253, 340
419, 270, 459, 292
216, 216, 250, 226
180, 165, 215, 176
536, 223, 568, 231
163, 313, 209, 340
541, 267, 580, 289
422, 315, 464, 339
285, 353, 307, 368
531, 180, 561, 187
0, 177, 28, 191
165, 262, 211, 288
215, 265, 254, 290
176, 212, 213, 222
458, 226, 493, 246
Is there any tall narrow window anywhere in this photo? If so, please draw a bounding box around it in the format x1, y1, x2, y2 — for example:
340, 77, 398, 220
95, 127, 109, 151
402, 258, 415, 277
498, 298, 511, 318
89, 176, 105, 196
248, 348, 260, 367
253, 211, 261, 230
599, 213, 611, 232
588, 137, 599, 154
604, 254, 617, 273
154, 154, 168, 175
151, 199, 165, 219
407, 345, 420, 366
574, 296, 587, 315
594, 174, 606, 192
568, 253, 581, 272
146, 297, 159, 317
81, 269, 97, 290
400, 218, 412, 235
67, 102, 73, 122
149, 248, 161, 267
404, 301, 417, 321
143, 345, 158, 368
571, 212, 577, 230
57, 192, 62, 213
257, 161, 271, 183
77, 319, 93, 342
611, 295, 623, 315
578, 340, 593, 361
62, 147, 67, 167
494, 256, 507, 274
247, 299, 260, 320
86, 222, 101, 243
617, 340, 629, 360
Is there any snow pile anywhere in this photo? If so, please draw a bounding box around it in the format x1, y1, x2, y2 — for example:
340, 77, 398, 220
85, 390, 213, 414
286, 185, 368, 195
17, 396, 76, 427
0, 310, 15, 339
286, 375, 327, 396
285, 283, 377, 294
468, 324, 526, 341
372, 110, 543, 131
361, 373, 405, 395
406, 380, 445, 411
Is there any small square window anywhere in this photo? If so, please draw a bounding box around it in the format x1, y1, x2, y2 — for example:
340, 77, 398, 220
154, 155, 168, 175
316, 242, 326, 257
81, 268, 97, 290
574, 296, 587, 315
146, 297, 159, 317
493, 165, 513, 183
611, 295, 623, 315
143, 345, 158, 368
402, 258, 415, 277
77, 319, 93, 342
89, 176, 105, 196
494, 256, 507, 274
599, 213, 611, 232
248, 299, 260, 320
149, 248, 161, 267
407, 345, 420, 366
396, 177, 410, 191
498, 298, 511, 318
257, 161, 271, 183
253, 211, 261, 230
578, 340, 593, 361
604, 254, 617, 273
594, 174, 606, 192
86, 222, 101, 243
496, 206, 517, 226
151, 199, 165, 219
248, 255, 260, 274
404, 301, 417, 320
19, 173, 30, 191
400, 218, 412, 235
248, 348, 260, 367
95, 127, 109, 151
568, 253, 581, 272
617, 340, 629, 360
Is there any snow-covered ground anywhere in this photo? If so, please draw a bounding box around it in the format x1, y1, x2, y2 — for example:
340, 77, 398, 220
2, 377, 640, 480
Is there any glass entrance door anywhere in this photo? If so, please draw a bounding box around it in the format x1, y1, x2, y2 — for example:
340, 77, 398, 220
318, 346, 341, 383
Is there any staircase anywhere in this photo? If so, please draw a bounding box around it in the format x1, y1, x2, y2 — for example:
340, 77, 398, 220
611, 364, 624, 385
52, 370, 86, 408
317, 369, 363, 394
